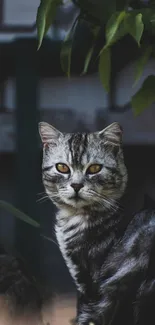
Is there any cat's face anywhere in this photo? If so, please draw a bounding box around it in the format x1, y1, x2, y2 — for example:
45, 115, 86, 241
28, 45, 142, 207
39, 122, 127, 211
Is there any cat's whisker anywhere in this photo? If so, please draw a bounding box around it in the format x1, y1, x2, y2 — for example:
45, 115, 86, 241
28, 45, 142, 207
98, 199, 117, 212
37, 191, 46, 196
88, 190, 118, 212
36, 196, 49, 203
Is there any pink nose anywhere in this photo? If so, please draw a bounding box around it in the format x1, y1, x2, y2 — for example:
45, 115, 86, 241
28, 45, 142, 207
71, 183, 84, 193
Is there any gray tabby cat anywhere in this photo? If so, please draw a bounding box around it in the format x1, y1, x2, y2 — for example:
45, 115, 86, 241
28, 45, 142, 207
39, 121, 155, 325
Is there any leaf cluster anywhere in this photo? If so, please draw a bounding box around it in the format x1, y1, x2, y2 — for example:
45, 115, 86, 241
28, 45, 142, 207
36, 0, 155, 115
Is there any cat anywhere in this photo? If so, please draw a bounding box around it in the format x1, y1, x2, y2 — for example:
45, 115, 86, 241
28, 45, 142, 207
39, 121, 155, 325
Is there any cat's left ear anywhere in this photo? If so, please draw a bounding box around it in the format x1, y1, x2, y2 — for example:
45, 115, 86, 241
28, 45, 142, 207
98, 122, 123, 145
38, 122, 62, 145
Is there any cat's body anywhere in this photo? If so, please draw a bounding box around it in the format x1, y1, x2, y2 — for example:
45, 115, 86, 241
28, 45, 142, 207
55, 206, 155, 325
39, 122, 155, 325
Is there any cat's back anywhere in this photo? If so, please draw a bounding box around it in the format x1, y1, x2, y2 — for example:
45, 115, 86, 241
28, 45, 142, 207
122, 209, 155, 257
125, 209, 155, 237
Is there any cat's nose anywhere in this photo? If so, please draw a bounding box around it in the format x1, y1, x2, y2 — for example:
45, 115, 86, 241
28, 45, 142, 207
71, 183, 84, 193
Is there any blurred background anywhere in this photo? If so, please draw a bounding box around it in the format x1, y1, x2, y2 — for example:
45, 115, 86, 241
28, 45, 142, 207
0, 0, 155, 323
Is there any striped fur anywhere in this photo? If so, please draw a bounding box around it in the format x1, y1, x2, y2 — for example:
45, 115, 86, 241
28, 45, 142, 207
39, 122, 155, 325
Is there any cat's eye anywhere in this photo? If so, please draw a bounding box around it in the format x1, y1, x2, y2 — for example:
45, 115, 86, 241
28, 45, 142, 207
86, 164, 102, 175
56, 163, 70, 174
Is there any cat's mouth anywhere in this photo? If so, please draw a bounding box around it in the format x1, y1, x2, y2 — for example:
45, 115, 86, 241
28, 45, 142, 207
62, 193, 89, 208
69, 193, 85, 201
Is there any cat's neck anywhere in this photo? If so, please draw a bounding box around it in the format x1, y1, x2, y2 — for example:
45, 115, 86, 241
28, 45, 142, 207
55, 203, 126, 293
56, 203, 123, 235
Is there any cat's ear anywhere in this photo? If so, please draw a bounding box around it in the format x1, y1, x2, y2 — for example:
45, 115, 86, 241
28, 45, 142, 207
38, 122, 62, 145
99, 122, 122, 145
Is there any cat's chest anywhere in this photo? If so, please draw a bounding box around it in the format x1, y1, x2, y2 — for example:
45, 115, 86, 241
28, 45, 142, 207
55, 215, 89, 262
55, 213, 89, 291
56, 212, 89, 243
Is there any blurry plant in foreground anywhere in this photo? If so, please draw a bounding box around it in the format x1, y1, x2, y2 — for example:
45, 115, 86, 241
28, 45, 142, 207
36, 0, 155, 116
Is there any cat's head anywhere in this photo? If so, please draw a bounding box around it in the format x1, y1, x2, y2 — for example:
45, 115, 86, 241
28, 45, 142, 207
39, 122, 127, 211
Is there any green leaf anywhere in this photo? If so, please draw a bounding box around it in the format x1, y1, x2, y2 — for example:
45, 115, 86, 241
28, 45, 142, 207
36, 0, 62, 50
60, 17, 78, 77
99, 47, 111, 92
74, 0, 116, 25
82, 46, 94, 75
150, 13, 155, 24
105, 11, 126, 47
134, 46, 152, 86
125, 13, 144, 46
82, 26, 100, 75
131, 75, 155, 116
0, 200, 40, 228
139, 8, 155, 32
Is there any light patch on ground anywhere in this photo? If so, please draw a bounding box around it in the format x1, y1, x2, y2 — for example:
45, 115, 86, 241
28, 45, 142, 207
0, 294, 76, 325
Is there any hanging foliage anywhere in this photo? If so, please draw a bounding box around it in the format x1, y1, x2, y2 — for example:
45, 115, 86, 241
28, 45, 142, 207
36, 0, 155, 115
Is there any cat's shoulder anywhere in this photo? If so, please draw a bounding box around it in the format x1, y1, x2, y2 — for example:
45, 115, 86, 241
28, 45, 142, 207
125, 208, 155, 239
120, 209, 155, 254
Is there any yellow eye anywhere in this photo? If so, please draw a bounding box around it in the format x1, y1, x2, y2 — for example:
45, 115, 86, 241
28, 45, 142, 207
86, 164, 102, 175
56, 163, 70, 174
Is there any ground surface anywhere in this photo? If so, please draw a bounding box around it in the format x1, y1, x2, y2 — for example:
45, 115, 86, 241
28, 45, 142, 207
0, 294, 76, 325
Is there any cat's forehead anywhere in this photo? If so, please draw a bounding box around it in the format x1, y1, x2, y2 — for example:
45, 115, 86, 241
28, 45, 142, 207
67, 132, 103, 163
47, 132, 105, 165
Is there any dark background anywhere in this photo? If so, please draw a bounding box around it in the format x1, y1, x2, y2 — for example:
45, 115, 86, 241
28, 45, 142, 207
0, 6, 155, 300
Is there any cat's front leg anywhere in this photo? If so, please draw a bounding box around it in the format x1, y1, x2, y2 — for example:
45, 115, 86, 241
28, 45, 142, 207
76, 294, 113, 325
76, 283, 122, 325
76, 302, 103, 325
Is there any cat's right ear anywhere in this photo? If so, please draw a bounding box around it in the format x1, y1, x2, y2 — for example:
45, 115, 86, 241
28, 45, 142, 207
99, 122, 122, 145
38, 122, 62, 145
